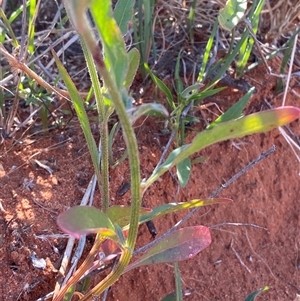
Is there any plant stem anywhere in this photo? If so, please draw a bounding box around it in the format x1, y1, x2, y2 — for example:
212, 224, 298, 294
83, 47, 141, 298
96, 63, 141, 249
61, 1, 142, 297
75, 12, 141, 295
100, 120, 110, 213
79, 248, 132, 300
80, 37, 111, 212
53, 235, 106, 301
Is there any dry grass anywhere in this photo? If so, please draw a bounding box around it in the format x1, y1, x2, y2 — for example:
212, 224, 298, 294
156, 0, 300, 42
261, 0, 300, 42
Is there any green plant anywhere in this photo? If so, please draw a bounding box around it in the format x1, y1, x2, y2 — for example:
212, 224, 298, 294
141, 0, 267, 187
133, 0, 156, 78
0, 1, 70, 138
1, 0, 300, 300
52, 0, 300, 300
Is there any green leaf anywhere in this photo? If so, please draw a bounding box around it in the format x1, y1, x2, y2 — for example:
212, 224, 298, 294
145, 106, 300, 187
63, 284, 75, 301
236, 0, 265, 75
191, 156, 206, 165
161, 290, 194, 301
124, 226, 211, 272
114, 224, 126, 245
174, 50, 184, 94
161, 292, 177, 301
130, 103, 169, 124
113, 0, 135, 35
144, 63, 175, 110
180, 83, 203, 99
57, 206, 116, 239
139, 198, 232, 225
107, 206, 152, 227
218, 0, 248, 31
51, 48, 100, 173
197, 19, 219, 82
105, 199, 231, 232
245, 286, 270, 301
124, 48, 140, 89
90, 0, 128, 89
176, 157, 191, 187
190, 87, 226, 105
209, 28, 250, 84
207, 86, 255, 129
0, 8, 19, 46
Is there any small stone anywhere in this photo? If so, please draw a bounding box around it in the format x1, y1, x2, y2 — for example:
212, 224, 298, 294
30, 252, 46, 270
0, 163, 5, 178
51, 176, 58, 185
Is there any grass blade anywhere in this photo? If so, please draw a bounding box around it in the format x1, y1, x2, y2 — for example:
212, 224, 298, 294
207, 86, 255, 129
236, 0, 265, 75
144, 63, 175, 110
144, 106, 300, 189
51, 48, 100, 175
197, 19, 218, 82
245, 286, 269, 301
139, 198, 232, 225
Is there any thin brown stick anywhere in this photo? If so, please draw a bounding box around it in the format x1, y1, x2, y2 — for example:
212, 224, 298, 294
0, 43, 89, 100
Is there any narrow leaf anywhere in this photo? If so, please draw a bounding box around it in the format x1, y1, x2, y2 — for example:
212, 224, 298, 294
197, 19, 219, 82
237, 0, 265, 75
107, 206, 152, 227
207, 86, 255, 129
57, 206, 116, 239
90, 0, 128, 89
245, 286, 270, 301
102, 199, 232, 240
174, 49, 184, 94
125, 226, 211, 272
190, 87, 226, 105
113, 0, 135, 35
0, 9, 18, 46
176, 157, 191, 187
144, 63, 175, 110
124, 48, 140, 89
209, 26, 250, 84
180, 83, 203, 99
161, 292, 177, 301
51, 49, 100, 173
63, 284, 75, 301
146, 106, 300, 187
139, 198, 231, 225
130, 103, 169, 124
